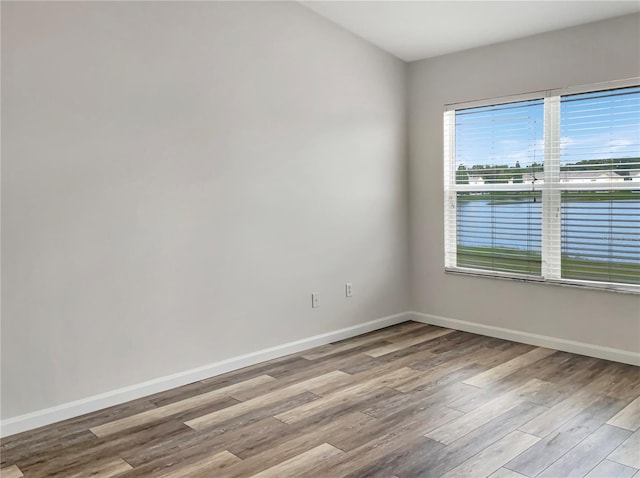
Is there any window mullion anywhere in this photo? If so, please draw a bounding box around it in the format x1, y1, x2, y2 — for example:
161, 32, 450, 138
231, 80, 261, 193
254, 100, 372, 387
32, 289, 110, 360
542, 96, 561, 279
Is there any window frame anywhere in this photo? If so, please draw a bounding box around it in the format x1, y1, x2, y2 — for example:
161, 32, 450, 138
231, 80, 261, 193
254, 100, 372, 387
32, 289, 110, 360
443, 78, 640, 294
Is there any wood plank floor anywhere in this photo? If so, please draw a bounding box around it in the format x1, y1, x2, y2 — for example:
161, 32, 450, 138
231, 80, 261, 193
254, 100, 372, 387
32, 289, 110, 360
2, 321, 639, 478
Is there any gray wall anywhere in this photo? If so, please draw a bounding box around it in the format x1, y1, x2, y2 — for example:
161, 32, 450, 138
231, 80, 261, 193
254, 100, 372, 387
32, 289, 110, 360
1, 1, 409, 419
408, 14, 640, 353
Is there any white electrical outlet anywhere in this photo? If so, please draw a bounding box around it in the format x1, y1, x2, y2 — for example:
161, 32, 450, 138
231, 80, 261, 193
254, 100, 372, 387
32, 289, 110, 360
311, 293, 320, 308
345, 283, 353, 297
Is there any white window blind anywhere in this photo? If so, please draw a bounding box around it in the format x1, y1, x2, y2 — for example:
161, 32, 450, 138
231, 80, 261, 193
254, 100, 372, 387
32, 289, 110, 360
444, 82, 640, 292
558, 87, 640, 285
444, 100, 544, 277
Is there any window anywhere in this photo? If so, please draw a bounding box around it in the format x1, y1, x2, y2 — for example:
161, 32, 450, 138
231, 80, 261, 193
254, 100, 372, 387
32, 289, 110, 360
444, 81, 640, 292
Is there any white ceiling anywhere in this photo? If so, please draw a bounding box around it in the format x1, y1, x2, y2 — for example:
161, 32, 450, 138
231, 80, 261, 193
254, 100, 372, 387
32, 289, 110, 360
300, 1, 640, 62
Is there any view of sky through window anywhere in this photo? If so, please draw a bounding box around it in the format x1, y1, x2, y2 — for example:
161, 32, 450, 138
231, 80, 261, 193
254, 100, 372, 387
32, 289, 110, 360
560, 86, 640, 165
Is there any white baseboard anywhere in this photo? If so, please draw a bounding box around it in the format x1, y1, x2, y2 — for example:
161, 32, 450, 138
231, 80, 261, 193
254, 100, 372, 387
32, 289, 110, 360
0, 312, 410, 438
408, 311, 640, 367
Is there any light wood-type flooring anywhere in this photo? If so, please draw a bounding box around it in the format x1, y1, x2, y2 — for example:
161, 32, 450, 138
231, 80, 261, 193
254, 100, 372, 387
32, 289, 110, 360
2, 321, 640, 477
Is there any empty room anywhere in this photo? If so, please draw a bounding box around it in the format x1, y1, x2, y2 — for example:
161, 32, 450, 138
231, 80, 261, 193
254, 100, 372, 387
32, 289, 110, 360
2, 1, 640, 477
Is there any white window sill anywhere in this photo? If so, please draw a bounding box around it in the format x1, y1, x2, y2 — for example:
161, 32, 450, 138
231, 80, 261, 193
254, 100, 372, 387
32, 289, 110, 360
444, 267, 640, 295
